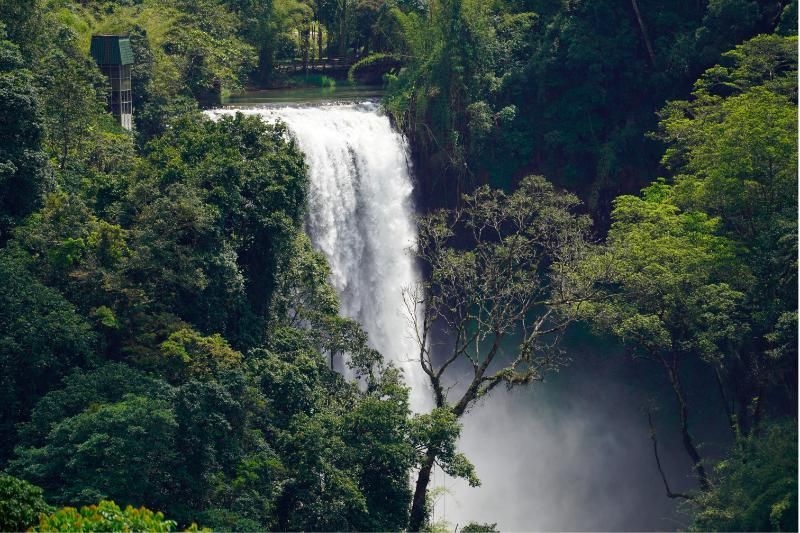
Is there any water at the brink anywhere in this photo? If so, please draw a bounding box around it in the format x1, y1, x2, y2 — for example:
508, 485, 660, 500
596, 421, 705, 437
207, 102, 429, 410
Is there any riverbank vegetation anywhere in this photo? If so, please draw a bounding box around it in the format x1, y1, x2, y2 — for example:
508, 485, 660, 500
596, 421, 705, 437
0, 0, 797, 531
375, 0, 797, 218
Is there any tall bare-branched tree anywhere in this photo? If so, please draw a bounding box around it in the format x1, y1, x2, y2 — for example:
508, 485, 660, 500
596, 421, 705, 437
404, 176, 595, 531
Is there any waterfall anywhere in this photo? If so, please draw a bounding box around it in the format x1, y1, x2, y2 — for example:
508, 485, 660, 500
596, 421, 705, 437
205, 102, 685, 531
207, 102, 429, 410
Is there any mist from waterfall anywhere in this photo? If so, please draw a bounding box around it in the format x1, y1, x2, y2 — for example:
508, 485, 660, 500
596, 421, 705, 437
207, 103, 429, 411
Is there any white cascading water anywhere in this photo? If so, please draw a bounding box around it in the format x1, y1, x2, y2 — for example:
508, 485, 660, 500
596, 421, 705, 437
207, 102, 429, 411
206, 102, 685, 530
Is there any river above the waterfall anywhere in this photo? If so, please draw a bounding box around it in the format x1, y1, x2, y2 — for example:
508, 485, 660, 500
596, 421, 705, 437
221, 84, 385, 106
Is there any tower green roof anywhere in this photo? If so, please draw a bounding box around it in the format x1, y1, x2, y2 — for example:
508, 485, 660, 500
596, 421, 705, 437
90, 35, 134, 65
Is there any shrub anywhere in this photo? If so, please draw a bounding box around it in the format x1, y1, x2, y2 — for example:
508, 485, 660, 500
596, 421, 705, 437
690, 420, 798, 532
38, 500, 182, 532
0, 474, 53, 531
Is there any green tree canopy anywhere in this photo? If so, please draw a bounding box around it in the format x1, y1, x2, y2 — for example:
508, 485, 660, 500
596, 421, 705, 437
0, 474, 53, 531
0, 251, 95, 462
38, 500, 184, 532
0, 34, 49, 245
690, 421, 798, 532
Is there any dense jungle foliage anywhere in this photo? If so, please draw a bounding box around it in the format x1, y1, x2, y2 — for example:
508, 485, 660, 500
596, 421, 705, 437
0, 0, 797, 531
373, 0, 798, 219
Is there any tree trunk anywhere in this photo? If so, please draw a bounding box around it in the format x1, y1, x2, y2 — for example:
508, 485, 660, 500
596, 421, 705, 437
338, 1, 348, 59
409, 449, 436, 532
666, 363, 710, 490
629, 0, 656, 67
409, 372, 482, 530
713, 365, 737, 437
318, 21, 324, 70
302, 25, 310, 75
258, 41, 273, 85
